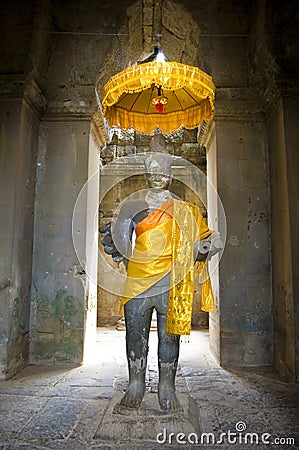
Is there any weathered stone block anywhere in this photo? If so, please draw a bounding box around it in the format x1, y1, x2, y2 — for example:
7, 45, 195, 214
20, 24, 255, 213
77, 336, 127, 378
127, 1, 143, 63
162, 0, 190, 39
243, 332, 272, 366
143, 5, 153, 26
161, 29, 185, 62
238, 159, 266, 189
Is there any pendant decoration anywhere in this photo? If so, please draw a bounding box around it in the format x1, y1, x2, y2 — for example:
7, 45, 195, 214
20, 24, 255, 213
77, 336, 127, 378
150, 86, 168, 113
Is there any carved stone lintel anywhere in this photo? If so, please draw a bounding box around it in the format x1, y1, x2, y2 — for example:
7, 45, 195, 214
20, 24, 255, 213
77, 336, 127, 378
215, 86, 264, 119
262, 74, 299, 115
197, 120, 209, 144
44, 113, 93, 122
0, 74, 26, 97
200, 120, 215, 150
0, 74, 46, 117
91, 111, 110, 147
24, 78, 47, 117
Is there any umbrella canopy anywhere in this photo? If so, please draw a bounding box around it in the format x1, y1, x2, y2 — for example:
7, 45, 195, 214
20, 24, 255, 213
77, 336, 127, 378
100, 61, 215, 135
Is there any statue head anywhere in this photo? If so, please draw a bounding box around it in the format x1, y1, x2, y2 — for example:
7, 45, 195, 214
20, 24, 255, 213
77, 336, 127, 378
144, 135, 173, 190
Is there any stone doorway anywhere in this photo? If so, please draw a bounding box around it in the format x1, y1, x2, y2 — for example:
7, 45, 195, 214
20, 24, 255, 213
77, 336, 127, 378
82, 0, 272, 375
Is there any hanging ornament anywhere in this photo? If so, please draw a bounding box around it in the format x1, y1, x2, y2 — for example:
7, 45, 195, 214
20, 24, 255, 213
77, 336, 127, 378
150, 86, 168, 113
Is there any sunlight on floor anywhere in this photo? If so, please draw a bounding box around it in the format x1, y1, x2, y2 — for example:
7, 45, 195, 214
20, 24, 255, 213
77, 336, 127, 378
93, 322, 214, 373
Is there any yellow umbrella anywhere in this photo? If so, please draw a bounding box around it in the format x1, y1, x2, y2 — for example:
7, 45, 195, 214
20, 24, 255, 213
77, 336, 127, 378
100, 61, 215, 135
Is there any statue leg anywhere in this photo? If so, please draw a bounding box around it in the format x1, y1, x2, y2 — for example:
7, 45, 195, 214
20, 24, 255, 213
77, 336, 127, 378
119, 298, 152, 409
157, 311, 181, 412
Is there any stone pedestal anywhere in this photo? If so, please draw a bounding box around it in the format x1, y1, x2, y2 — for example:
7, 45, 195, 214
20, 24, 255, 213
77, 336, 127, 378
94, 392, 200, 445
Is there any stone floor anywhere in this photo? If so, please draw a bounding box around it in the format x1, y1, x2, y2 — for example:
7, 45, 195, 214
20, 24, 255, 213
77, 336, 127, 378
0, 327, 298, 450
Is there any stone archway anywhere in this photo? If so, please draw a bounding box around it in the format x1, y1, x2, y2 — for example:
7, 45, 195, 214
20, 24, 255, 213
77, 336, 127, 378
91, 0, 274, 373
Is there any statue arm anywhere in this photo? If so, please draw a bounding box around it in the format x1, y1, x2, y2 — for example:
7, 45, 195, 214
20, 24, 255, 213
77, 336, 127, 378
100, 200, 148, 264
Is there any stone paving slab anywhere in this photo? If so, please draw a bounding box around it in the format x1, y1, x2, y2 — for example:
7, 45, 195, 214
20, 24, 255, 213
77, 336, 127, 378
0, 395, 49, 437
0, 329, 298, 450
20, 397, 88, 441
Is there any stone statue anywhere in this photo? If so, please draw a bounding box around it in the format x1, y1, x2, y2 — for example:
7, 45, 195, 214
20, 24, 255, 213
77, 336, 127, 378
100, 134, 222, 413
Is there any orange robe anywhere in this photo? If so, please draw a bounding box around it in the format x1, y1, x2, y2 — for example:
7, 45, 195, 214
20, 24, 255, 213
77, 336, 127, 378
122, 198, 214, 335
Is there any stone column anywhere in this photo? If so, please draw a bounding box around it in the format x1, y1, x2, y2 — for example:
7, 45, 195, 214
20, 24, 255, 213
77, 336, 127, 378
0, 76, 43, 378
268, 96, 299, 382
207, 89, 273, 369
82, 131, 100, 364
29, 116, 90, 365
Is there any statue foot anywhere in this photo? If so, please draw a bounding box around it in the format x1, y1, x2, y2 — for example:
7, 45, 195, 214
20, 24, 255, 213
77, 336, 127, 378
158, 382, 182, 413
119, 379, 145, 409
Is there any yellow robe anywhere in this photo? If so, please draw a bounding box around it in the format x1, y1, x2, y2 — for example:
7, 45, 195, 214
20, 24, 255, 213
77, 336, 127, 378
122, 198, 214, 335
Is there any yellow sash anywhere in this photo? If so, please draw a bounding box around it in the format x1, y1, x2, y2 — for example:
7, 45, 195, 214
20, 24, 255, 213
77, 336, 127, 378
121, 198, 214, 335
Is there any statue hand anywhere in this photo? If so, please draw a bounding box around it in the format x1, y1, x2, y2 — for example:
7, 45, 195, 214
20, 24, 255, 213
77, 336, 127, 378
195, 231, 223, 261
99, 221, 123, 262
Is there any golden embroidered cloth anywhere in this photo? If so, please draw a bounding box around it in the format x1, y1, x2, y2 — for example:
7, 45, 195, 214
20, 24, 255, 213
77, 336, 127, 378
121, 198, 214, 335
101, 61, 215, 135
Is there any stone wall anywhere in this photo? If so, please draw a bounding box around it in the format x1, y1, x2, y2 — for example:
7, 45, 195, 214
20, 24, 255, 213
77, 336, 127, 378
27, 0, 131, 365
249, 0, 299, 379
